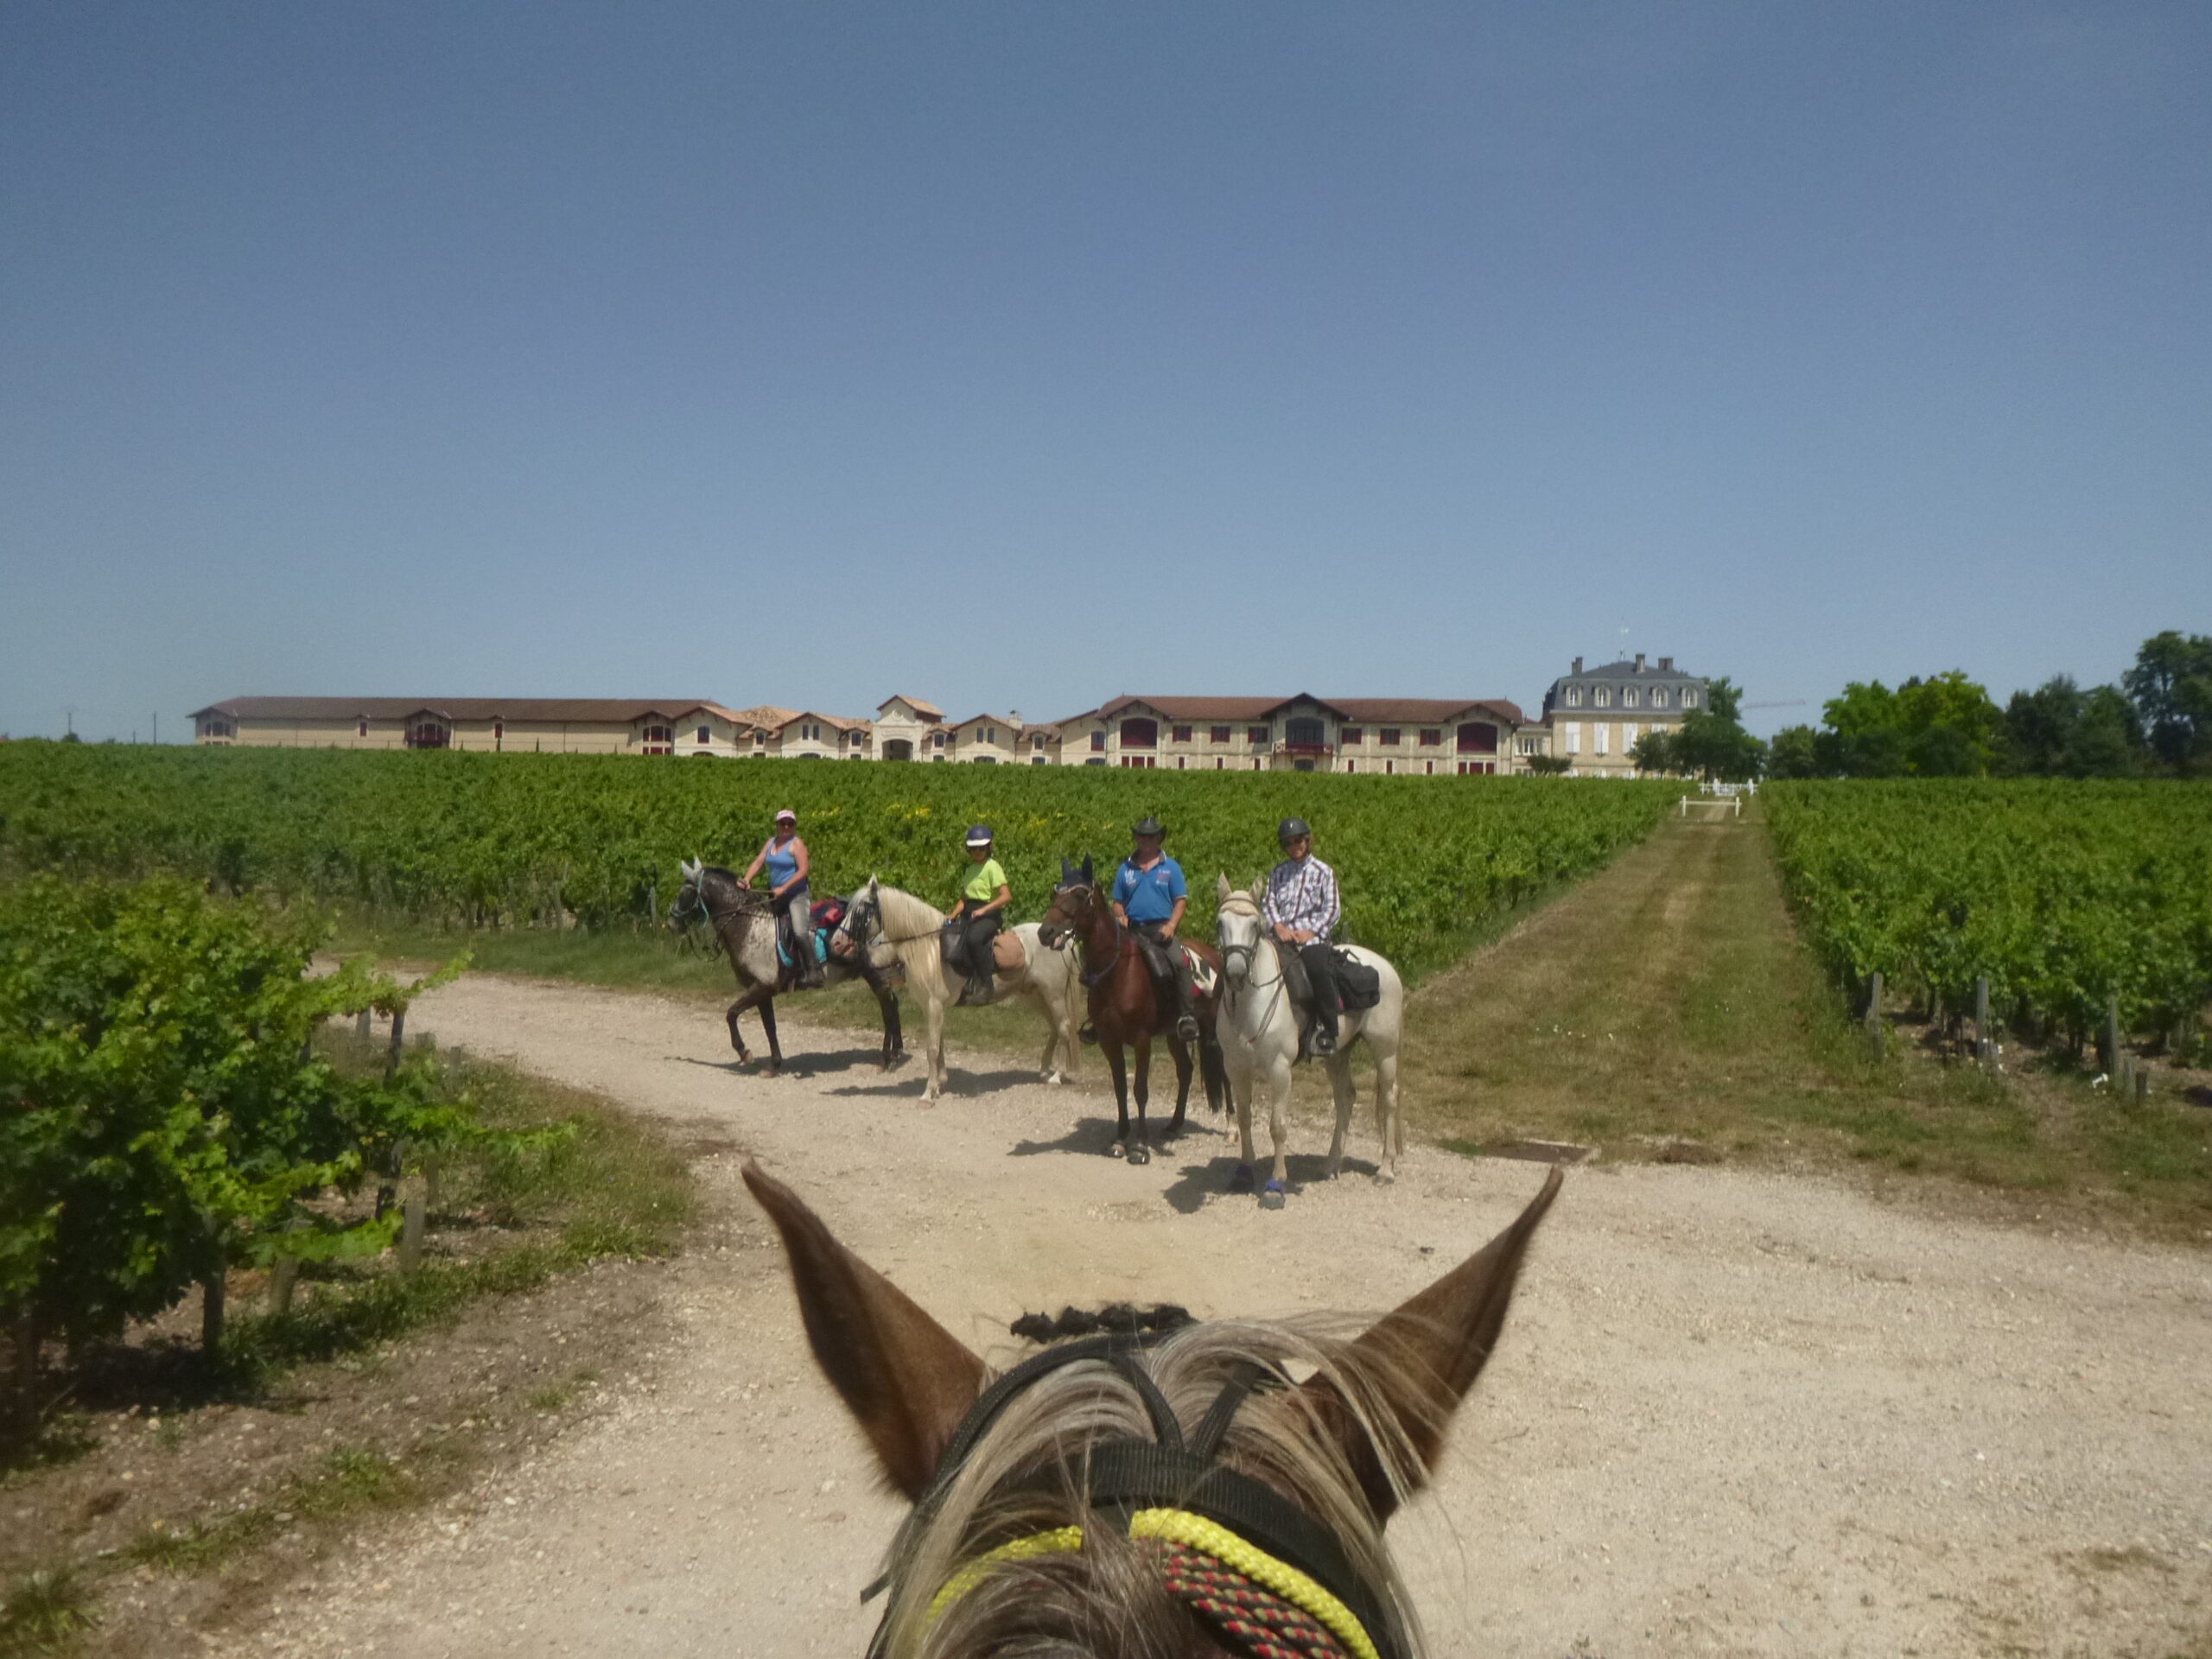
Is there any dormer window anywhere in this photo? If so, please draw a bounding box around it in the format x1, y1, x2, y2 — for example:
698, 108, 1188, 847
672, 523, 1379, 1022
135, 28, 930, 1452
1033, 734, 1046, 751
1594, 687, 1611, 708
1624, 689, 1639, 709
1565, 687, 1582, 707
1682, 689, 1700, 708
1650, 689, 1668, 709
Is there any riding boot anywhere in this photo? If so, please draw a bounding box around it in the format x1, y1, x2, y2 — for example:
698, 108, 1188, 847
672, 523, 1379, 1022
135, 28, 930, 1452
1171, 953, 1199, 1043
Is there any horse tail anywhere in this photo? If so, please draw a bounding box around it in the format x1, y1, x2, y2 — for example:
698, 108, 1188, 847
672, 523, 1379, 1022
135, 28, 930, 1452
1198, 1024, 1230, 1115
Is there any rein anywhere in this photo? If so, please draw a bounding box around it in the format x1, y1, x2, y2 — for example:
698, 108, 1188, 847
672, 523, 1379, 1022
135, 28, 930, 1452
864, 1332, 1403, 1659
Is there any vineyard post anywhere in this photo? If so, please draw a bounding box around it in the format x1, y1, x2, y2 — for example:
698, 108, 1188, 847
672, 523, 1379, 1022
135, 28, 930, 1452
356, 1007, 372, 1040
385, 1006, 406, 1080
2135, 1069, 2149, 1105
269, 1255, 299, 1318
2099, 996, 2119, 1075
399, 1179, 427, 1274
1974, 976, 1993, 1068
1864, 971, 1884, 1056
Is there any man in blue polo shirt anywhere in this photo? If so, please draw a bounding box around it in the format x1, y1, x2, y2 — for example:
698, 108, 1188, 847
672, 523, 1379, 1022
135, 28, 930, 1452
1111, 815, 1199, 1041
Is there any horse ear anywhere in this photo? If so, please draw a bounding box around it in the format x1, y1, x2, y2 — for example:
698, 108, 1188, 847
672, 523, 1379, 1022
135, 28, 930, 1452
1298, 1169, 1560, 1522
1061, 856, 1077, 884
742, 1162, 986, 1501
1080, 854, 1094, 882
1216, 873, 1232, 902
1249, 879, 1264, 905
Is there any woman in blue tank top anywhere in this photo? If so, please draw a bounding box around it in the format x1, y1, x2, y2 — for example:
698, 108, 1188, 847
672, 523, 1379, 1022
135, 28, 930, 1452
742, 808, 822, 988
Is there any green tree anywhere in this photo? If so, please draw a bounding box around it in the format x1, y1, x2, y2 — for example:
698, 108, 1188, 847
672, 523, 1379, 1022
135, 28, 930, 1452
1628, 728, 1680, 775
1766, 724, 1821, 779
1703, 676, 1744, 722
1673, 709, 1767, 782
1814, 672, 1999, 777
2122, 631, 2212, 775
2002, 676, 2144, 778
0, 877, 468, 1365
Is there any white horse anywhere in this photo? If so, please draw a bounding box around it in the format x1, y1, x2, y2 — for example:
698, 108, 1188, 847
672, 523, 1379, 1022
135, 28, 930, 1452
1212, 875, 1406, 1205
833, 877, 1083, 1103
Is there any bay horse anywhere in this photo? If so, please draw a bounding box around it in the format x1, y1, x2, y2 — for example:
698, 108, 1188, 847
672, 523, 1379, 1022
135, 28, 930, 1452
741, 1158, 1561, 1659
831, 877, 1084, 1104
1213, 875, 1408, 1206
670, 859, 904, 1076
1038, 856, 1231, 1165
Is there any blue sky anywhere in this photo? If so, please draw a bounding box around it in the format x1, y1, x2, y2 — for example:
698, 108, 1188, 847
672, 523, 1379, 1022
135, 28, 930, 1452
3, 3, 2206, 741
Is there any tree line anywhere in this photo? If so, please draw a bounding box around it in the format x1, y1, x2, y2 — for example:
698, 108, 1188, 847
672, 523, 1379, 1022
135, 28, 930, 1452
1625, 631, 2209, 783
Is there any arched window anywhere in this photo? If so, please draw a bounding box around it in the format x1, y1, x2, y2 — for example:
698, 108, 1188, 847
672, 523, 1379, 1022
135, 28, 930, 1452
1624, 688, 1639, 708
1650, 689, 1668, 708
1683, 688, 1700, 708
1594, 687, 1611, 708
1565, 687, 1582, 707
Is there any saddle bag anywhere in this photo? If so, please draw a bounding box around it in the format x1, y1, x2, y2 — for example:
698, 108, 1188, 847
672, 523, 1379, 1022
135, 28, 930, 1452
1332, 949, 1382, 1012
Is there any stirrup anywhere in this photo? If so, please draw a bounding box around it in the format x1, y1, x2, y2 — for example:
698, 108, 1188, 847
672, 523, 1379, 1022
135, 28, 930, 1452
963, 979, 995, 1007
1175, 1014, 1199, 1042
1078, 1022, 1099, 1046
1310, 1027, 1338, 1057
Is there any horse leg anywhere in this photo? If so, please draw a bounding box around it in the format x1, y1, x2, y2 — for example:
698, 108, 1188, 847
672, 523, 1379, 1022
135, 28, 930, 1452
1261, 1052, 1294, 1207
759, 997, 783, 1077
1324, 1051, 1357, 1179
1373, 1041, 1402, 1183
1220, 1024, 1257, 1192
1038, 1020, 1064, 1085
1104, 1041, 1130, 1157
869, 977, 903, 1071
1165, 1033, 1192, 1139
1127, 1032, 1154, 1165
725, 997, 752, 1064
922, 990, 945, 1104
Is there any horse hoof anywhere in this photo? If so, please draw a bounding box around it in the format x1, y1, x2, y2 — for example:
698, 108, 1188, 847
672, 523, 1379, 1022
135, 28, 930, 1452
1227, 1164, 1255, 1194
1109, 1141, 1128, 1160
1127, 1143, 1152, 1166
1375, 1167, 1397, 1185
1260, 1179, 1287, 1211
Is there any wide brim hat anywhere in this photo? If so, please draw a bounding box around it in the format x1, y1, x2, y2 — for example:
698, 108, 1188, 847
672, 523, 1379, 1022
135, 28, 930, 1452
965, 824, 995, 847
774, 808, 798, 823
1131, 816, 1167, 838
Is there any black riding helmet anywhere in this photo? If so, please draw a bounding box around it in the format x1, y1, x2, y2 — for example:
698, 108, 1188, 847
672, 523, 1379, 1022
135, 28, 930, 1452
1277, 817, 1312, 846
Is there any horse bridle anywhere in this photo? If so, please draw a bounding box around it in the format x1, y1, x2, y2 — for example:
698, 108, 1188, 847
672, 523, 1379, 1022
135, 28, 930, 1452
1039, 880, 1132, 988
863, 1331, 1406, 1659
1216, 897, 1290, 1033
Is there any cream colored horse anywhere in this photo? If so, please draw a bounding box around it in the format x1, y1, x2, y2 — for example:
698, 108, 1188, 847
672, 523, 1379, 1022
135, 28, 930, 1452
1213, 875, 1406, 1204
834, 877, 1083, 1103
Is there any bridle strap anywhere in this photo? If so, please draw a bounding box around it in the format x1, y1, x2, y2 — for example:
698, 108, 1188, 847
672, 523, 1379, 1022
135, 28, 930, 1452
863, 1335, 1405, 1659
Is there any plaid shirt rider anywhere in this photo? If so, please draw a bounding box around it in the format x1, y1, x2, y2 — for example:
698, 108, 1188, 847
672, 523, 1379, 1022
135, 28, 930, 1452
1262, 854, 1340, 943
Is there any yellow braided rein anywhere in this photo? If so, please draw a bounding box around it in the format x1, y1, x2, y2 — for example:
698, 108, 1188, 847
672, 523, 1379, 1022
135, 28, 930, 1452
920, 1509, 1379, 1659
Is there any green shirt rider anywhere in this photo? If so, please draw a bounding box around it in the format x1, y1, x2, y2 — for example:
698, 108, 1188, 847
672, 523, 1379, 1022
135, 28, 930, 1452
945, 824, 1010, 1005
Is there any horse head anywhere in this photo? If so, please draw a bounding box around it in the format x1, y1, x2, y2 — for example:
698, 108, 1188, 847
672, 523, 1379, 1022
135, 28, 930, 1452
1039, 856, 1098, 949
1214, 874, 1268, 983
828, 875, 882, 963
742, 1160, 1561, 1659
669, 857, 709, 931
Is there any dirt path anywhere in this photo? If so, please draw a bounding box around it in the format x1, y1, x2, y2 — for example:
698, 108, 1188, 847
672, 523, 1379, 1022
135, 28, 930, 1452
204, 973, 2212, 1659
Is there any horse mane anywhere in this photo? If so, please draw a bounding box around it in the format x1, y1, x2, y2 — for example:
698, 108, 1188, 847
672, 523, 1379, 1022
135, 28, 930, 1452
881, 1319, 1433, 1659
870, 882, 949, 981
1217, 884, 1263, 916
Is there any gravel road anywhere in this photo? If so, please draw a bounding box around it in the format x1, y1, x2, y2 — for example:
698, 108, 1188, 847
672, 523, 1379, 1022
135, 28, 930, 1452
211, 974, 2212, 1659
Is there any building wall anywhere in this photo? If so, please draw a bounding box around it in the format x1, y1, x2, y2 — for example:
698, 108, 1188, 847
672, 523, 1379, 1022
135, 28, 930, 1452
1052, 702, 1532, 774
195, 713, 754, 756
